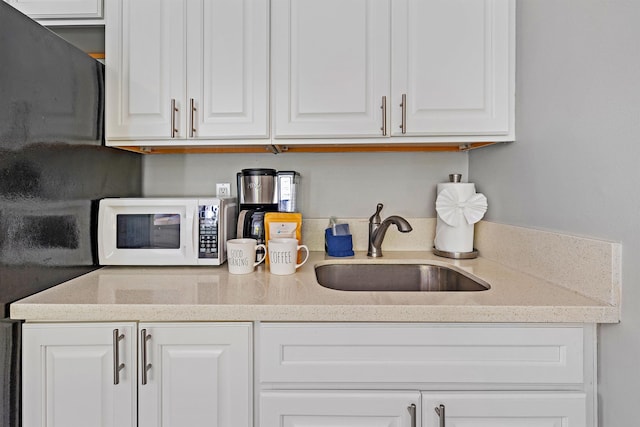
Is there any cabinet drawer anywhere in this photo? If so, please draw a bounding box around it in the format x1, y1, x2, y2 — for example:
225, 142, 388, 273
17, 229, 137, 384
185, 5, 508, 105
261, 390, 419, 427
259, 323, 584, 385
422, 392, 586, 425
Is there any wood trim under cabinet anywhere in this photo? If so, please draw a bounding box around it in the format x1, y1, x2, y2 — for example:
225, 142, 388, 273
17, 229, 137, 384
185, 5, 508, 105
109, 142, 499, 155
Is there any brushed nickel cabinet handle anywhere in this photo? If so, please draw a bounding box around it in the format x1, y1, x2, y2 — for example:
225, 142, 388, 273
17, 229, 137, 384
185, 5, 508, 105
381, 96, 387, 136
189, 98, 196, 137
140, 328, 152, 385
171, 99, 179, 138
400, 93, 407, 134
112, 329, 125, 385
408, 403, 417, 427
435, 404, 446, 427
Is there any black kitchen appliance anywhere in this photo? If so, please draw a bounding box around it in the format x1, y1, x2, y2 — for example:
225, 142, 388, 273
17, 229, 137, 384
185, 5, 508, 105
236, 168, 278, 247
0, 4, 142, 426
236, 168, 301, 251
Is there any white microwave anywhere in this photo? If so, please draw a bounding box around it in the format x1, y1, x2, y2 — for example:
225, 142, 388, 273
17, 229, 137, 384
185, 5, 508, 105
98, 198, 236, 266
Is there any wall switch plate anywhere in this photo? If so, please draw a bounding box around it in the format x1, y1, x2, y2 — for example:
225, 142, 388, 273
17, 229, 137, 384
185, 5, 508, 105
216, 183, 231, 197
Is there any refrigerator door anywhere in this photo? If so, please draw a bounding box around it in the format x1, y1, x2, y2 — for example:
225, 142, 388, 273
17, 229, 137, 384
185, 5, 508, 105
0, 2, 103, 149
0, 4, 143, 427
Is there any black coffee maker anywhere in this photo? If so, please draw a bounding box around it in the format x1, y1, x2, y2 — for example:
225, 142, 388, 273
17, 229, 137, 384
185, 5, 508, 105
236, 168, 301, 246
236, 168, 277, 245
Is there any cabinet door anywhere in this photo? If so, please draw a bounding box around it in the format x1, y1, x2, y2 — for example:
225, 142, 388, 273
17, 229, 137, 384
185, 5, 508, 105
391, 0, 512, 136
105, 0, 186, 140
22, 323, 136, 427
422, 392, 586, 426
272, 0, 390, 138
186, 0, 269, 139
5, 0, 103, 19
261, 390, 420, 427
138, 322, 252, 427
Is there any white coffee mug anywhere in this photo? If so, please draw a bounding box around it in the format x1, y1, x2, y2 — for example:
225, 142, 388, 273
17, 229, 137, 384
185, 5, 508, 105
268, 238, 309, 275
226, 238, 267, 274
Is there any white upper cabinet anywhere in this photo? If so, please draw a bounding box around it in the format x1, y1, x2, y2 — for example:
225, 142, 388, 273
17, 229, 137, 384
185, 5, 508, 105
4, 0, 103, 20
105, 0, 269, 144
272, 0, 514, 142
186, 0, 269, 139
391, 0, 512, 137
271, 0, 391, 138
106, 0, 186, 140
105, 0, 514, 147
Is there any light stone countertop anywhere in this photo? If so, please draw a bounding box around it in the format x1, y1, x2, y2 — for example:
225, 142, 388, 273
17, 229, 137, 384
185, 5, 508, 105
10, 251, 618, 323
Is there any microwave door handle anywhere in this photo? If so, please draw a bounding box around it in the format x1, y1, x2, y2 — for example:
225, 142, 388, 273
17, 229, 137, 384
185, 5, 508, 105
192, 208, 199, 259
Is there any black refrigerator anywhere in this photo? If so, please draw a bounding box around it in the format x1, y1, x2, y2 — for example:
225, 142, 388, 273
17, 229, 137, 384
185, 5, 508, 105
0, 4, 143, 426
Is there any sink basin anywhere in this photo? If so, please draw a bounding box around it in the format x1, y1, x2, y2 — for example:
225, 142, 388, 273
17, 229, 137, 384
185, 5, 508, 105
315, 263, 490, 292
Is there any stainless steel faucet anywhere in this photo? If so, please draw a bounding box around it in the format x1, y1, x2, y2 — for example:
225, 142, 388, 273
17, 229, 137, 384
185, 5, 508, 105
367, 203, 413, 257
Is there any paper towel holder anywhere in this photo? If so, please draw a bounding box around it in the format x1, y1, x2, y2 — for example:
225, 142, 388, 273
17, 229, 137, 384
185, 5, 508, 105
434, 172, 484, 259
433, 247, 479, 259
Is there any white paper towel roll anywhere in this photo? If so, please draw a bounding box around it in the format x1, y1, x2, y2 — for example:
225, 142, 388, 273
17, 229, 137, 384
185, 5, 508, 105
434, 182, 487, 253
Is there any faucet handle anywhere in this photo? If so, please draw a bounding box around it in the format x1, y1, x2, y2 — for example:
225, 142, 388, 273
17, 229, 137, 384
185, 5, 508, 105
369, 203, 383, 224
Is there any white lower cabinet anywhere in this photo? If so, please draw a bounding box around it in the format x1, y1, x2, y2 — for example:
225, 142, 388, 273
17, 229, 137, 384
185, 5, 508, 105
422, 392, 586, 426
258, 323, 595, 427
261, 391, 420, 427
260, 391, 586, 427
22, 323, 137, 427
22, 322, 252, 427
138, 323, 252, 427
22, 321, 594, 427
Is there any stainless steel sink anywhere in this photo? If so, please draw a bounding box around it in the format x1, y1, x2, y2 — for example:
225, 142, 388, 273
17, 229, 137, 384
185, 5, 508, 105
315, 263, 490, 292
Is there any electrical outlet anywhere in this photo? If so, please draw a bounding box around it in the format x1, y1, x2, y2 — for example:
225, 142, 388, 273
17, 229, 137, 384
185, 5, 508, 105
216, 183, 231, 197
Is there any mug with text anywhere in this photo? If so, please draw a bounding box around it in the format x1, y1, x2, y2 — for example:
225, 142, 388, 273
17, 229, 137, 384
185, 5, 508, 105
268, 238, 309, 275
226, 238, 267, 274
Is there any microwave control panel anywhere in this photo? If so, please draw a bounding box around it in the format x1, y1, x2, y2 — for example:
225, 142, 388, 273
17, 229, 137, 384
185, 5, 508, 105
198, 204, 219, 258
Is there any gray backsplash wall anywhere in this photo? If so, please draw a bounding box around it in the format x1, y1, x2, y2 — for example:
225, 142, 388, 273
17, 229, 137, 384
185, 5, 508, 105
142, 151, 468, 218
469, 1, 640, 426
